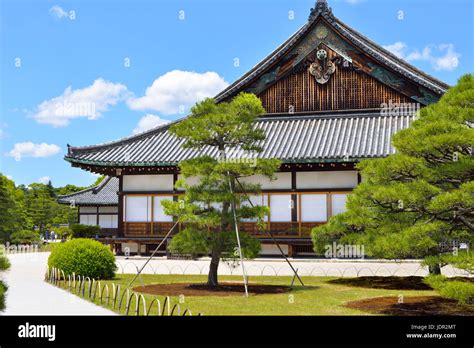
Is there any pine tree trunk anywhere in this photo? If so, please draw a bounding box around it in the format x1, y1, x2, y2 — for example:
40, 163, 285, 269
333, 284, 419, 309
207, 247, 221, 287
429, 263, 441, 275
207, 146, 228, 288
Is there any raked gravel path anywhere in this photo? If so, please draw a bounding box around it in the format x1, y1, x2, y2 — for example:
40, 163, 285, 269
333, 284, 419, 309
0, 252, 114, 315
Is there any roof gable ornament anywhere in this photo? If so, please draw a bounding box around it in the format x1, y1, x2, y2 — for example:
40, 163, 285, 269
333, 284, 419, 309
309, 0, 334, 22
308, 48, 336, 84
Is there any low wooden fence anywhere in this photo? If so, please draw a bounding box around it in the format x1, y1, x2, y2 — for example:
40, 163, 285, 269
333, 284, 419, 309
45, 267, 201, 316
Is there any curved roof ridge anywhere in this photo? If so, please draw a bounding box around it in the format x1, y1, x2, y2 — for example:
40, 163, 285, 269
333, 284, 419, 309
57, 182, 101, 199
67, 114, 188, 153
57, 176, 119, 205
215, 4, 448, 102
332, 18, 450, 92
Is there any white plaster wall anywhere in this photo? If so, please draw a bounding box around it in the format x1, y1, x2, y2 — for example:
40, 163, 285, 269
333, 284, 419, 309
79, 206, 96, 213
260, 244, 289, 255
176, 175, 201, 188
123, 174, 174, 191
240, 172, 291, 189
296, 171, 358, 189
99, 206, 118, 213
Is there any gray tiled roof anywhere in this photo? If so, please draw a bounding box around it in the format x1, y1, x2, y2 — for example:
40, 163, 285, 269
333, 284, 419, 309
57, 177, 119, 205
65, 112, 414, 166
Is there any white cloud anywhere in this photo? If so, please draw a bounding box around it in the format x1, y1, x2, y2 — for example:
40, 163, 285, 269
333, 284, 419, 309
382, 41, 407, 59
7, 142, 61, 161
132, 114, 171, 134
383, 42, 460, 71
127, 70, 228, 115
37, 176, 51, 184
49, 5, 68, 19
0, 123, 7, 140
6, 175, 13, 180
32, 78, 129, 127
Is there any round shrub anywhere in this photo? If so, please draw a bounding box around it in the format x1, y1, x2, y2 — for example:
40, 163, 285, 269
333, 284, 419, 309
48, 238, 116, 279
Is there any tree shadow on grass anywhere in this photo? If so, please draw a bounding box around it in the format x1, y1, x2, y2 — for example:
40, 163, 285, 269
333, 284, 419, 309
328, 276, 433, 290
346, 296, 474, 316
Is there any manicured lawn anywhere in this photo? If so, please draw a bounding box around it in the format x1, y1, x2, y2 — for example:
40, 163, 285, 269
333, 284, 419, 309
56, 274, 445, 315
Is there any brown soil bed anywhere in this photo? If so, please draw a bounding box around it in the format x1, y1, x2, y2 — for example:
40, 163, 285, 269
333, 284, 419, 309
346, 296, 474, 316
133, 282, 291, 297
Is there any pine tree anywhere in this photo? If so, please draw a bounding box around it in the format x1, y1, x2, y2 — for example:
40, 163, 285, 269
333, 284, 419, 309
162, 93, 280, 287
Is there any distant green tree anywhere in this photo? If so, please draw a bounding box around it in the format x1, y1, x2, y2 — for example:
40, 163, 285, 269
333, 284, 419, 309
25, 184, 56, 234
70, 224, 100, 238
55, 184, 87, 196
312, 74, 474, 274
10, 230, 40, 244
46, 180, 55, 198
163, 93, 280, 287
91, 176, 106, 187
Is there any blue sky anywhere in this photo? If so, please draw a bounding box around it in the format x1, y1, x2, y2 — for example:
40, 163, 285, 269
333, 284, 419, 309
1, 0, 473, 187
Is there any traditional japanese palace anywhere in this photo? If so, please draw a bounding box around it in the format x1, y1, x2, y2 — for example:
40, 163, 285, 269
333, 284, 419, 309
61, 0, 448, 256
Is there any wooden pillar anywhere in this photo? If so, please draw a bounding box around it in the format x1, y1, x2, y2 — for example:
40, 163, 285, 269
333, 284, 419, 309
327, 193, 332, 221
118, 176, 124, 237
291, 170, 299, 236
150, 195, 154, 236
288, 244, 294, 258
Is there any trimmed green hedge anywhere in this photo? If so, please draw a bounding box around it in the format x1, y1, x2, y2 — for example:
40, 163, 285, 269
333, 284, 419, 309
70, 224, 100, 238
48, 239, 116, 279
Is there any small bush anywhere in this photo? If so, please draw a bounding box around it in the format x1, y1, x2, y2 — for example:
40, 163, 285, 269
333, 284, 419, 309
48, 238, 116, 279
424, 275, 474, 304
0, 256, 10, 271
439, 281, 474, 305
53, 226, 73, 239
70, 224, 100, 239
0, 281, 7, 311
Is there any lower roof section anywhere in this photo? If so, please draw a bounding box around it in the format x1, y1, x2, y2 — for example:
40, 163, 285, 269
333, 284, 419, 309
65, 111, 414, 168
57, 177, 119, 206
